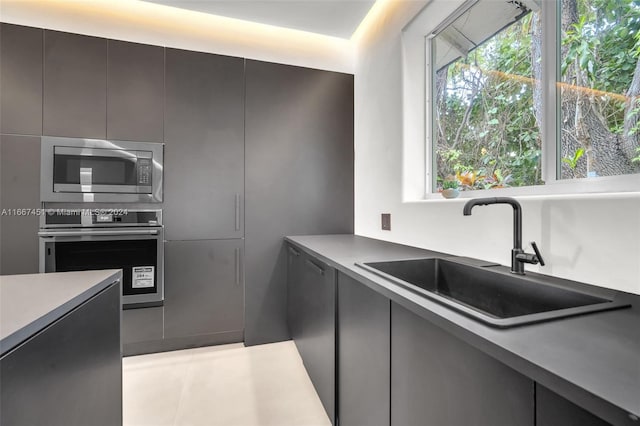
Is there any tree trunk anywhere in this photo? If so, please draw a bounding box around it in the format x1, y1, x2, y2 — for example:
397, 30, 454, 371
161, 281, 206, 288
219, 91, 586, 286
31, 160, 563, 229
558, 0, 638, 178
623, 58, 640, 161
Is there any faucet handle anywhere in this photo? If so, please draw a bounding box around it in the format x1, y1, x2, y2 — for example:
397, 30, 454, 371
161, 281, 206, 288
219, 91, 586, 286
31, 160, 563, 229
530, 241, 545, 266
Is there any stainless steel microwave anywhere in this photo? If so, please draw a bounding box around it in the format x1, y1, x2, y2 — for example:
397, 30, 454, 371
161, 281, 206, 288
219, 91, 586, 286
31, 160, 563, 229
41, 136, 164, 203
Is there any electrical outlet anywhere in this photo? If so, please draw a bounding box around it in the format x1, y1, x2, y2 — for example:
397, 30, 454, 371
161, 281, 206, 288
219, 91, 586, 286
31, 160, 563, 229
381, 213, 391, 231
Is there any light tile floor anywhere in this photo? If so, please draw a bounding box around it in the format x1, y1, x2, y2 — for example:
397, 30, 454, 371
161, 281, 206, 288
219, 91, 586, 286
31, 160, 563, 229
123, 341, 331, 426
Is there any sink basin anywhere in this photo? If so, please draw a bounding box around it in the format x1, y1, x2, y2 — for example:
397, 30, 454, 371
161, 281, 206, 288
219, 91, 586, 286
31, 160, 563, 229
357, 258, 630, 328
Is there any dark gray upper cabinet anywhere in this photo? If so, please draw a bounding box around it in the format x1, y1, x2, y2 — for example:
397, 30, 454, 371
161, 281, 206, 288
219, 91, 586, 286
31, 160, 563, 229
43, 30, 107, 138
0, 24, 43, 136
536, 384, 611, 426
338, 272, 390, 426
163, 239, 244, 340
244, 60, 354, 346
287, 247, 336, 424
164, 48, 244, 241
391, 302, 534, 426
0, 135, 40, 275
107, 40, 164, 142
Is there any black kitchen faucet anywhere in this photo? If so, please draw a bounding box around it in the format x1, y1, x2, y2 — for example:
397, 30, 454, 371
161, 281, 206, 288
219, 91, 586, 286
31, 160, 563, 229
463, 197, 545, 275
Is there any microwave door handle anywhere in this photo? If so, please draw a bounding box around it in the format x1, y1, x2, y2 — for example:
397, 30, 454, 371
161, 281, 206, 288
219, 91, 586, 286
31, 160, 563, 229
38, 229, 159, 237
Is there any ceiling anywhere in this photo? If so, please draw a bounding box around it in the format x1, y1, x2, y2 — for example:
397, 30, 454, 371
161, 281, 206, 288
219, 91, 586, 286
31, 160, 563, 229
142, 0, 376, 39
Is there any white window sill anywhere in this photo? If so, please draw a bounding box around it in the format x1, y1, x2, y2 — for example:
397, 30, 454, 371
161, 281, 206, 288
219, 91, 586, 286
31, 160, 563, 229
407, 174, 640, 203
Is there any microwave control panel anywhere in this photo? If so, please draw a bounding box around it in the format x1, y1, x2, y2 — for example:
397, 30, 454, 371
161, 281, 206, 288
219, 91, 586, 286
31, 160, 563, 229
137, 158, 152, 185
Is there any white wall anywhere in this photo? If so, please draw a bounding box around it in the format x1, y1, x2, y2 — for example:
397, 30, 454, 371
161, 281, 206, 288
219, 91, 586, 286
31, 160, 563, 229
0, 0, 354, 73
354, 0, 640, 294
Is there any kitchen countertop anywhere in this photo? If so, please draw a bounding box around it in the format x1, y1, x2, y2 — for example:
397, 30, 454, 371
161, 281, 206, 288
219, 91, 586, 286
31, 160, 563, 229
285, 234, 640, 426
0, 270, 122, 356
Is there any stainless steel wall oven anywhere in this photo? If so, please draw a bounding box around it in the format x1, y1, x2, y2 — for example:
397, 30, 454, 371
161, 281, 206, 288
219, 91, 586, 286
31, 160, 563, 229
40, 136, 164, 203
39, 209, 164, 308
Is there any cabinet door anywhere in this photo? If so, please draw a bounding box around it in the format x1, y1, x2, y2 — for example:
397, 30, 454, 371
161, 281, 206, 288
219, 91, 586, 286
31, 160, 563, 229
0, 135, 40, 275
164, 49, 244, 240
391, 302, 534, 426
0, 283, 121, 426
43, 30, 107, 138
164, 239, 244, 339
244, 60, 354, 346
536, 384, 611, 426
122, 306, 164, 346
338, 273, 390, 426
295, 255, 336, 424
107, 40, 164, 142
286, 244, 304, 341
0, 23, 43, 135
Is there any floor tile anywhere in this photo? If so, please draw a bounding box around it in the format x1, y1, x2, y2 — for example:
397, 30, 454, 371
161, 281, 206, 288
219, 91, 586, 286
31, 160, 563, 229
123, 341, 331, 426
123, 348, 193, 426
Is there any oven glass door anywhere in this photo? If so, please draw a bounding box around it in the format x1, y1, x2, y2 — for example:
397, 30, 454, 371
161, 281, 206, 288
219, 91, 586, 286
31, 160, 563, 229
53, 239, 159, 300
53, 147, 151, 194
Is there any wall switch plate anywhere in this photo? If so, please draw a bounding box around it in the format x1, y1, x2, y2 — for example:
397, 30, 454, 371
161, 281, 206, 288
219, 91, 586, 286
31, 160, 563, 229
381, 213, 391, 231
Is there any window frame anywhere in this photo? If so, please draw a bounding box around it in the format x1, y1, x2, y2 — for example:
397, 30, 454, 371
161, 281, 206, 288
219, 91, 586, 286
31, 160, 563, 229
424, 0, 640, 199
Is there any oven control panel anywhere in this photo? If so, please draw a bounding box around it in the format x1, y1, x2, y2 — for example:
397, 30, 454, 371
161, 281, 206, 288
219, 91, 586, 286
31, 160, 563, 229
40, 209, 162, 227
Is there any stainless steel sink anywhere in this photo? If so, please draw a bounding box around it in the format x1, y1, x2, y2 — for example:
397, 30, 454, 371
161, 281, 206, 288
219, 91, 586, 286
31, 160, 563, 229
357, 258, 630, 328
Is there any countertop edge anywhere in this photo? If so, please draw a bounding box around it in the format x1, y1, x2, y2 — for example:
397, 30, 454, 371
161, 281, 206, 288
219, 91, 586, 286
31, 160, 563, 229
0, 270, 122, 356
284, 235, 639, 425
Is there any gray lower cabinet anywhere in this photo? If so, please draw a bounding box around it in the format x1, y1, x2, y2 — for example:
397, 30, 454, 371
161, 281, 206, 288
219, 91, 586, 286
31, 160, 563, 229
0, 23, 43, 136
164, 48, 245, 241
43, 30, 107, 139
163, 239, 244, 341
0, 284, 122, 426
122, 306, 164, 346
107, 40, 164, 142
287, 246, 336, 424
244, 60, 354, 346
0, 135, 40, 275
391, 302, 534, 426
338, 272, 390, 426
536, 384, 611, 426
286, 245, 304, 341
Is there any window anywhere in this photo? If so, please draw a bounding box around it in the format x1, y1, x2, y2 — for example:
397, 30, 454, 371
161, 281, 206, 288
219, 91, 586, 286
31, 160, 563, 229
428, 0, 640, 194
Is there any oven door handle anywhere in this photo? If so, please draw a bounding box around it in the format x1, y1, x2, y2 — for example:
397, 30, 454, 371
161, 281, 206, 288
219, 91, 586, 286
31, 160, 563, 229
38, 229, 159, 237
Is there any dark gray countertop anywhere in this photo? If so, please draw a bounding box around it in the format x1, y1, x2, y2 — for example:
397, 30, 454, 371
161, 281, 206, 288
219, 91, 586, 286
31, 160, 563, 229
285, 234, 640, 426
0, 270, 122, 356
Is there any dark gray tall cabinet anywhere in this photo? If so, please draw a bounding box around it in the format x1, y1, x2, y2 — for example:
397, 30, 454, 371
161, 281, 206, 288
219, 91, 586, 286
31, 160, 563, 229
0, 24, 43, 276
245, 60, 354, 346
164, 48, 245, 241
161, 48, 246, 351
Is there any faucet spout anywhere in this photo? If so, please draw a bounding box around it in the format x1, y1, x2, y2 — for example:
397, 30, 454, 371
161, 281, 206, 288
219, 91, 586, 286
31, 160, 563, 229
462, 197, 522, 250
